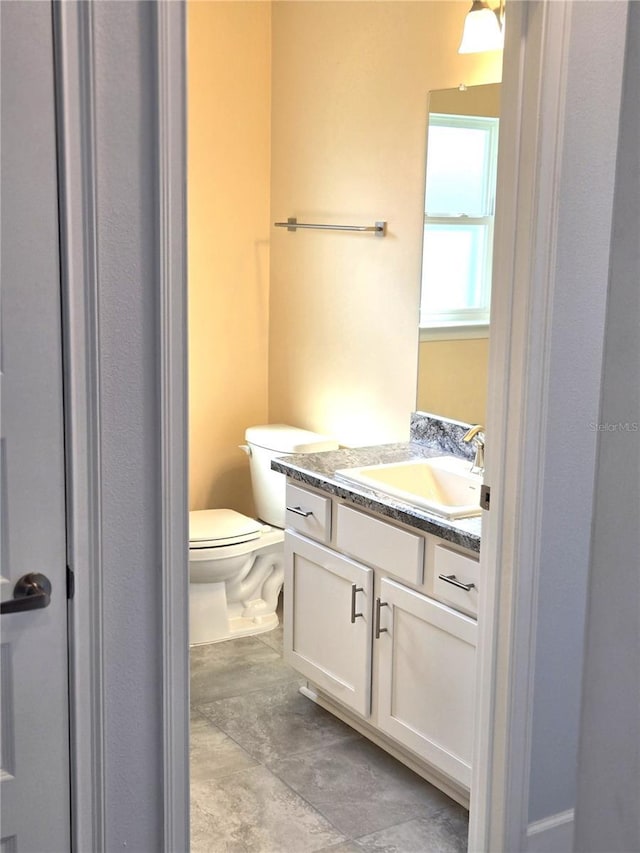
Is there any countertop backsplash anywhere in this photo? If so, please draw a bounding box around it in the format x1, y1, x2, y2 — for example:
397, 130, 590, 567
410, 412, 476, 462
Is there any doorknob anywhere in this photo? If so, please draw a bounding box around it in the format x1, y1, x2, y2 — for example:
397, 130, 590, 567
1, 573, 52, 614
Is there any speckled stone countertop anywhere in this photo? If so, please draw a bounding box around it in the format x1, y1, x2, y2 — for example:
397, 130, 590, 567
271, 413, 482, 553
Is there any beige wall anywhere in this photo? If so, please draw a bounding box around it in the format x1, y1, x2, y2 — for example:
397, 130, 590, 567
269, 2, 502, 447
417, 337, 489, 425
188, 1, 502, 512
188, 2, 271, 512
430, 80, 500, 117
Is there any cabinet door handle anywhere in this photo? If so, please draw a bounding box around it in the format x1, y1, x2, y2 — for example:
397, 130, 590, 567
350, 584, 364, 623
286, 505, 313, 518
438, 573, 476, 592
375, 597, 389, 639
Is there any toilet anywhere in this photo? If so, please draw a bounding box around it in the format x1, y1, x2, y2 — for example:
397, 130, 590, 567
188, 424, 338, 645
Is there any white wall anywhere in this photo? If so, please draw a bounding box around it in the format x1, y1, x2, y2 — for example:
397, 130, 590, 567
574, 6, 640, 851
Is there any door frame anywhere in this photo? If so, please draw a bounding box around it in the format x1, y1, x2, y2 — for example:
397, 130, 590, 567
54, 2, 188, 851
470, 4, 576, 848
53, 1, 629, 852
471, 2, 628, 851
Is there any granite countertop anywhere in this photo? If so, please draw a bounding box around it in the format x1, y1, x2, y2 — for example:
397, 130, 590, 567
271, 441, 481, 553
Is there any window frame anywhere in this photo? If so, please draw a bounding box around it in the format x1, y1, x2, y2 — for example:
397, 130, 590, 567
419, 113, 500, 331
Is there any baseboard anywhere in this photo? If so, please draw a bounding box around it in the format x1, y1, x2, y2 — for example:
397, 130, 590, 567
526, 810, 574, 853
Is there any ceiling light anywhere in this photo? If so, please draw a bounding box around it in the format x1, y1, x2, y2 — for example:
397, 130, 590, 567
458, 0, 504, 54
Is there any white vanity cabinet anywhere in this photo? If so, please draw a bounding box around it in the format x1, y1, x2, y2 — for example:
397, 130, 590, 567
283, 534, 373, 717
283, 481, 480, 797
375, 577, 476, 788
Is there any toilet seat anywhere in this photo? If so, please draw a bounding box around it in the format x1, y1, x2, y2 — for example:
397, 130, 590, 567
189, 508, 267, 549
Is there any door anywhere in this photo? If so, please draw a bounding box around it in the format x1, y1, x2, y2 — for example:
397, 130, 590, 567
284, 533, 373, 716
1, 2, 71, 850
376, 578, 477, 788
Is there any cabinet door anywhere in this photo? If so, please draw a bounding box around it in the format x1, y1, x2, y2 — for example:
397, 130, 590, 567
376, 577, 477, 787
284, 532, 373, 717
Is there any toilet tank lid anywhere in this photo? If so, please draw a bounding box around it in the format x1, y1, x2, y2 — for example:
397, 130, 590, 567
245, 424, 338, 454
189, 509, 263, 545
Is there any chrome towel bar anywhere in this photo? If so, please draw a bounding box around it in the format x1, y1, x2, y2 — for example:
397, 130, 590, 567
274, 217, 386, 237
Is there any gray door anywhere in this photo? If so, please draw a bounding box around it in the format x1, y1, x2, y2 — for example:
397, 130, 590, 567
1, 2, 71, 850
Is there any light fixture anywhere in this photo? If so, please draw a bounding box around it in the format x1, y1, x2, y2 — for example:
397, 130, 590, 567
458, 0, 504, 54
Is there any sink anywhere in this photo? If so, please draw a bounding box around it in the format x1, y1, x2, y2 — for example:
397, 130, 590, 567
335, 456, 483, 519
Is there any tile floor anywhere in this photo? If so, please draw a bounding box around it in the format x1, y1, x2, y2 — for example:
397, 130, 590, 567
190, 613, 469, 853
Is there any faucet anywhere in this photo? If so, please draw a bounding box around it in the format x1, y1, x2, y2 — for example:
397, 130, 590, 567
463, 424, 485, 474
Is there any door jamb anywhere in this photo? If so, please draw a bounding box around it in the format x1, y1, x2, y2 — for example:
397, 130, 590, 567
54, 2, 189, 851
470, 2, 574, 848
54, 3, 106, 849
155, 3, 190, 851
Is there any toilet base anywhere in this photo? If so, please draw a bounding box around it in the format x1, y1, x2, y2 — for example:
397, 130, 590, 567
189, 611, 279, 646
189, 575, 283, 646
189, 530, 284, 645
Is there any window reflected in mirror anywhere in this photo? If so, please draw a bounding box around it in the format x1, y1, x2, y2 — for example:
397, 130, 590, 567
417, 82, 500, 426
421, 113, 498, 328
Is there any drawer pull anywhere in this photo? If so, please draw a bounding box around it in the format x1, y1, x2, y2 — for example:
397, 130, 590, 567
438, 573, 476, 592
286, 505, 313, 518
350, 584, 364, 623
375, 597, 389, 639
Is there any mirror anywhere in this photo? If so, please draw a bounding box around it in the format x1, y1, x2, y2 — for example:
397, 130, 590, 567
416, 83, 500, 426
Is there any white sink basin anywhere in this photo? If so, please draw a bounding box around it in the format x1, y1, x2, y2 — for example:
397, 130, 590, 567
336, 456, 483, 519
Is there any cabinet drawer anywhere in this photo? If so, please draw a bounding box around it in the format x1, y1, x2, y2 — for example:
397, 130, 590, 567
285, 484, 332, 543
433, 545, 479, 618
336, 504, 424, 585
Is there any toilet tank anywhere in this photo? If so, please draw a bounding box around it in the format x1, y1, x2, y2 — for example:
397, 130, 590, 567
244, 424, 338, 528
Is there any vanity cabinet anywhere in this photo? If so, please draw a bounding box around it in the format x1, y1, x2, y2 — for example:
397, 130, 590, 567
283, 482, 479, 795
376, 577, 476, 787
284, 534, 373, 717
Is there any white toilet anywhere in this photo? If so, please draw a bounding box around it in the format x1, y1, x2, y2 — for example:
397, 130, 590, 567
188, 424, 338, 645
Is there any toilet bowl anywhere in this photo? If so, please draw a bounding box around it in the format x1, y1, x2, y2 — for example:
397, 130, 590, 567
188, 424, 338, 645
189, 509, 285, 645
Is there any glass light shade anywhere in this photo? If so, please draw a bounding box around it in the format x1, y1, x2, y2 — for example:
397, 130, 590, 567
458, 2, 504, 54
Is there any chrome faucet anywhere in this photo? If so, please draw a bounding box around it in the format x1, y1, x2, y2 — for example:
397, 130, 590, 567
463, 424, 485, 474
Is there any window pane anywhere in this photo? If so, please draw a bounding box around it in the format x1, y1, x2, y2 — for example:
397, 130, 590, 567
419, 114, 499, 327
421, 223, 491, 323
425, 120, 495, 217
